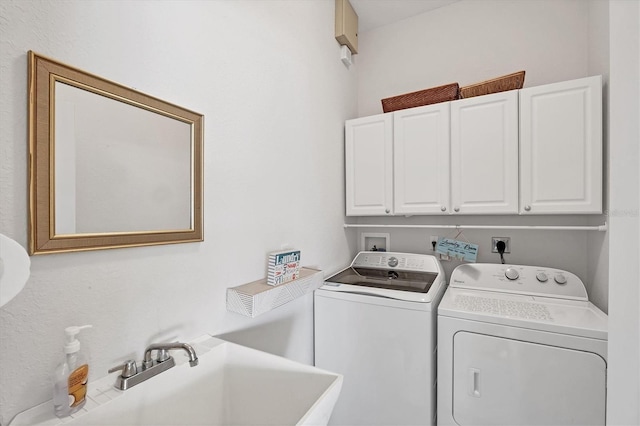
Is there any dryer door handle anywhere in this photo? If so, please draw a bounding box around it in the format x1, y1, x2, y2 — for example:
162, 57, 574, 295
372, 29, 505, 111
469, 368, 481, 398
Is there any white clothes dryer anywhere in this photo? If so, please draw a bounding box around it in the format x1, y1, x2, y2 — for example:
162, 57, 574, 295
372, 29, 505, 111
437, 263, 608, 426
315, 251, 447, 426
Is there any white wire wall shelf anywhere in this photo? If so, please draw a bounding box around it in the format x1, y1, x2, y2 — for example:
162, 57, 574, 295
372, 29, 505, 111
343, 223, 608, 232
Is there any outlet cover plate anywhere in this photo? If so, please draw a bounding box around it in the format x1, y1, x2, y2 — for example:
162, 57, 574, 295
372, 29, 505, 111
491, 237, 511, 253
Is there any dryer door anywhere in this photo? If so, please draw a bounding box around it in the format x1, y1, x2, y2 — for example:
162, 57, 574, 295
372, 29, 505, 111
452, 331, 606, 425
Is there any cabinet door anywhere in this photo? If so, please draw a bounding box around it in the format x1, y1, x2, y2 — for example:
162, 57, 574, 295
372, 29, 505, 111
519, 76, 602, 214
345, 114, 393, 216
394, 103, 450, 214
451, 91, 519, 214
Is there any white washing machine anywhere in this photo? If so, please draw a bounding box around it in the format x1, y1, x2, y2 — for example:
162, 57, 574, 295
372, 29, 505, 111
437, 263, 608, 426
315, 251, 447, 426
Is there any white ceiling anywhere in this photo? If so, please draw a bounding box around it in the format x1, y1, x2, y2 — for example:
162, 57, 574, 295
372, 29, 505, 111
350, 0, 460, 32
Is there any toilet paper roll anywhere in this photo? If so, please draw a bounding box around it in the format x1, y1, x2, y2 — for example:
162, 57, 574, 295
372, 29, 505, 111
0, 234, 31, 307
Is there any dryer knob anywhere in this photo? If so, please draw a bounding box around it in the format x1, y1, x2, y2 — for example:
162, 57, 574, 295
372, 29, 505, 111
388, 257, 398, 268
554, 274, 567, 285
505, 267, 519, 281
536, 272, 548, 282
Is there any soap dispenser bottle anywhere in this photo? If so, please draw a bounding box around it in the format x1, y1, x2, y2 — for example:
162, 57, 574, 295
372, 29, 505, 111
53, 325, 92, 417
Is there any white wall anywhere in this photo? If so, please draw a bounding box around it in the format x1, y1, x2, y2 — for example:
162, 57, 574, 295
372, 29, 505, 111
353, 216, 593, 285
0, 1, 357, 423
353, 0, 607, 306
607, 0, 640, 423
356, 0, 590, 117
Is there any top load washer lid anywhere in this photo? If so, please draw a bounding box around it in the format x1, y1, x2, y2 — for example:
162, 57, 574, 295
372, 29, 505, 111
321, 251, 445, 303
328, 267, 438, 293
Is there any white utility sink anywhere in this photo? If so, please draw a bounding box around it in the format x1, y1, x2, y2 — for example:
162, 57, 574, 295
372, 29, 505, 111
10, 336, 343, 426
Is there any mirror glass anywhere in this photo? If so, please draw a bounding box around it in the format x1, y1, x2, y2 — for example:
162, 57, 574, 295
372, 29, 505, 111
54, 82, 193, 234
29, 52, 204, 254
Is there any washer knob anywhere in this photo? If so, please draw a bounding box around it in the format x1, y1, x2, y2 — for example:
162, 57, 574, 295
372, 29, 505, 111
554, 274, 567, 285
388, 257, 398, 268
505, 267, 519, 280
536, 272, 548, 282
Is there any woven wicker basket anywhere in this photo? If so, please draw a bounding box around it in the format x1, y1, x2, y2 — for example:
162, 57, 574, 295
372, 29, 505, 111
460, 71, 525, 99
381, 82, 460, 113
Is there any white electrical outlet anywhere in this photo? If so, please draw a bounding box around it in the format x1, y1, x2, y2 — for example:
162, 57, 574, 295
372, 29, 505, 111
491, 237, 511, 253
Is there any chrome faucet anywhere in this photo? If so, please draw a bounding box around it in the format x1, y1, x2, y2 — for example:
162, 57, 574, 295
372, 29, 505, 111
144, 342, 199, 367
109, 342, 198, 390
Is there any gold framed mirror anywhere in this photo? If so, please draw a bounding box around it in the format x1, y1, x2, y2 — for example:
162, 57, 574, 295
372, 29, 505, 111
28, 51, 204, 254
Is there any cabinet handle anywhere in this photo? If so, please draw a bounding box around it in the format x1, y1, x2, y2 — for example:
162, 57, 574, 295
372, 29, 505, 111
385, 209, 390, 214
440, 206, 447, 212
454, 207, 460, 213
524, 205, 531, 211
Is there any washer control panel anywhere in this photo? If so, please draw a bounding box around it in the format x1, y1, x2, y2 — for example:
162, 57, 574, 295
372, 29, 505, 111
351, 251, 442, 273
450, 263, 588, 301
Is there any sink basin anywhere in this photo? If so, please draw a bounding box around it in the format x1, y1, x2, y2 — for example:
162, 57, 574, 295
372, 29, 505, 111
10, 336, 343, 426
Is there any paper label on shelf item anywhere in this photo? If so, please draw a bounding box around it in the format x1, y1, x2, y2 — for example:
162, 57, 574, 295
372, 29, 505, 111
68, 364, 88, 407
435, 238, 478, 262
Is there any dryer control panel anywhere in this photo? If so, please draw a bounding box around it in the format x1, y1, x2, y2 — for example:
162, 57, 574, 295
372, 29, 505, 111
449, 264, 588, 301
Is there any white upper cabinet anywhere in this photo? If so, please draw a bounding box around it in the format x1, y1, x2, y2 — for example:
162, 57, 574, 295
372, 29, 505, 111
394, 103, 450, 214
519, 76, 602, 214
345, 114, 393, 216
344, 76, 602, 217
451, 91, 519, 214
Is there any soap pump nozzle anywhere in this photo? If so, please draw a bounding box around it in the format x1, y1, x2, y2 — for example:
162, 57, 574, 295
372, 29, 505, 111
64, 325, 92, 354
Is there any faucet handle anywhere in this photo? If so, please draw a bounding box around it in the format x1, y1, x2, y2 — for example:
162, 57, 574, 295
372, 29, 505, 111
108, 360, 138, 378
156, 349, 170, 363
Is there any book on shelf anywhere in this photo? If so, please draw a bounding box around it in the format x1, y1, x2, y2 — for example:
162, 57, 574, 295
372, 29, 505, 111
267, 249, 301, 286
